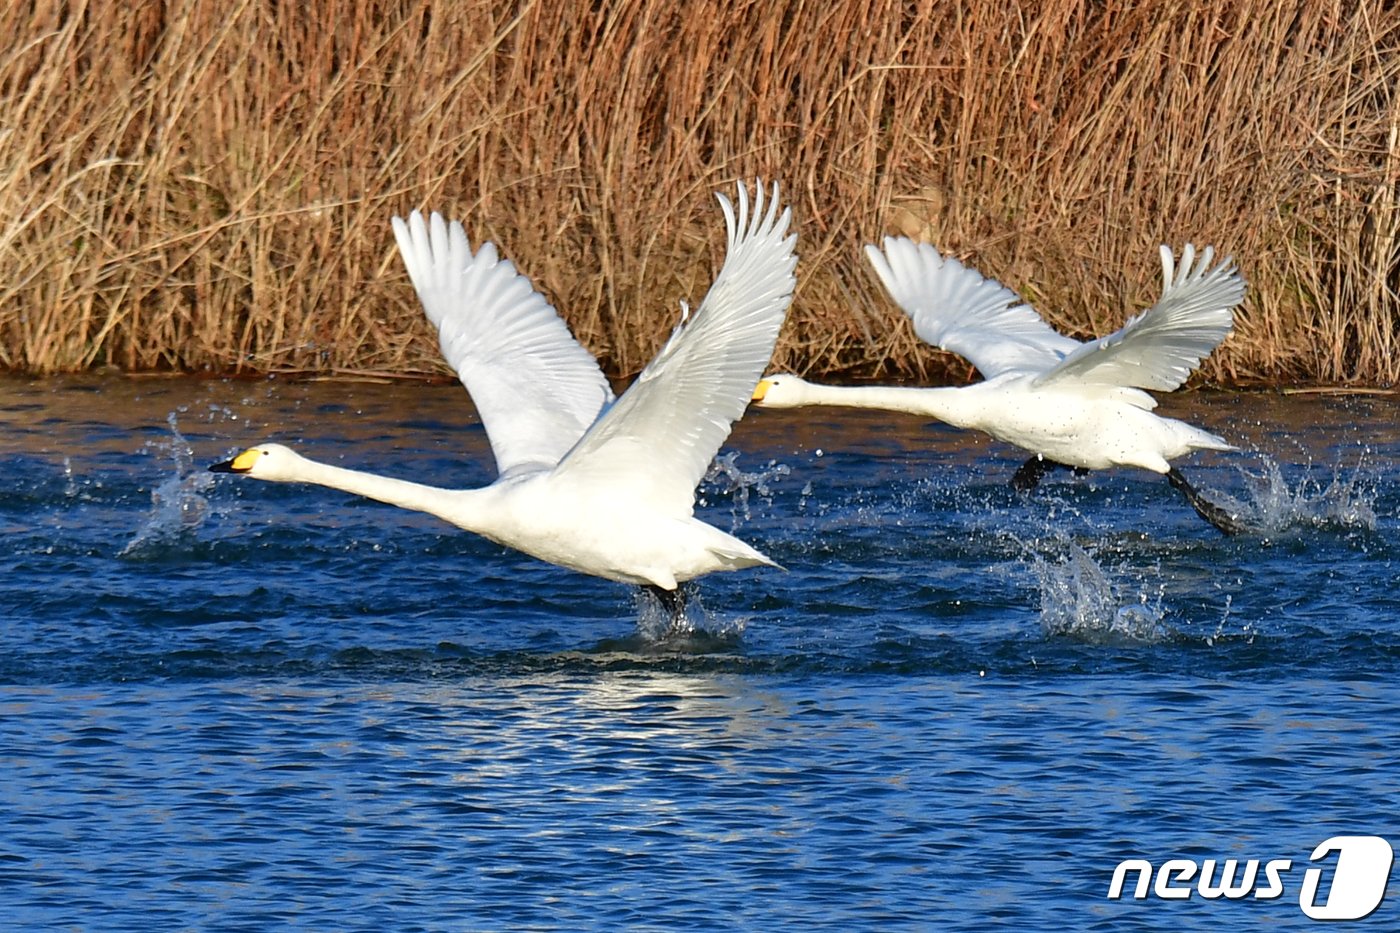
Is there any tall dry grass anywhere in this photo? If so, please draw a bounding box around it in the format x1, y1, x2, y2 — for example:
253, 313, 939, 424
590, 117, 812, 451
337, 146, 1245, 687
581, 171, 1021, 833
1, 0, 1398, 384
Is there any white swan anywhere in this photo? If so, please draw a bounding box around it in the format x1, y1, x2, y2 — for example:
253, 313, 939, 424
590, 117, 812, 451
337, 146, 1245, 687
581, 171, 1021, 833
751, 238, 1247, 534
211, 181, 798, 618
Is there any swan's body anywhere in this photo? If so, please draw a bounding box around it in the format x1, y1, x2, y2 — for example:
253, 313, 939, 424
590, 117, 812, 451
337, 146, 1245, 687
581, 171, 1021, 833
758, 375, 1230, 475
213, 444, 770, 588
212, 180, 797, 597
752, 238, 1247, 532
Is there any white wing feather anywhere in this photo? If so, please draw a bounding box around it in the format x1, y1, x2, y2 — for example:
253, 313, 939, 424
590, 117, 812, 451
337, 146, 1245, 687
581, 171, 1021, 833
391, 211, 615, 479
1034, 244, 1244, 391
551, 180, 798, 515
865, 237, 1081, 378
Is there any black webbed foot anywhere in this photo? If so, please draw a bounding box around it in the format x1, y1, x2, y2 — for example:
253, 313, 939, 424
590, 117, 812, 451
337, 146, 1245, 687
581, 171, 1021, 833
1012, 456, 1086, 491
645, 583, 691, 629
1167, 467, 1247, 536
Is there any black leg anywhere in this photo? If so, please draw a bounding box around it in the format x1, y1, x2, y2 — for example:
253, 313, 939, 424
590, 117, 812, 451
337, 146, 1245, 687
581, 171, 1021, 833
1012, 456, 1084, 491
1012, 456, 1051, 491
645, 584, 688, 627
1167, 467, 1246, 536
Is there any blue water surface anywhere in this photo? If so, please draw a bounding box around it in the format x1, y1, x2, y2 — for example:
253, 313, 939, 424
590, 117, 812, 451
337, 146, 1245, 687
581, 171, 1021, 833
1, 376, 1398, 931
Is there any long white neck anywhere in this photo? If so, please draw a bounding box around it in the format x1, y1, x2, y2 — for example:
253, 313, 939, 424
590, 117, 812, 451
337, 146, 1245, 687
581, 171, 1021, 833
277, 454, 494, 533
790, 381, 980, 428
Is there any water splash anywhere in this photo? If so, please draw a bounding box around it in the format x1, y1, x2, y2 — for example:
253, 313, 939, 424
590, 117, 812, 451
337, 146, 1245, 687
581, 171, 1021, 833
61, 456, 80, 499
119, 411, 214, 558
628, 585, 747, 647
1211, 455, 1377, 535
698, 451, 790, 528
1203, 594, 1256, 647
1026, 539, 1170, 643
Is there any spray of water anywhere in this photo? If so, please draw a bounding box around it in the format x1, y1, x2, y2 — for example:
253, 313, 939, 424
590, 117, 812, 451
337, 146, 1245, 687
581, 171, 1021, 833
119, 411, 215, 558
1026, 538, 1171, 643
628, 584, 748, 648
1211, 454, 1377, 535
698, 451, 790, 529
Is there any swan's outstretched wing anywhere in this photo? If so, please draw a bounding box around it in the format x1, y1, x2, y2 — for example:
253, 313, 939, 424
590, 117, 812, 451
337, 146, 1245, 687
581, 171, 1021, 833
392, 211, 615, 479
1034, 244, 1243, 391
551, 181, 797, 515
865, 237, 1081, 378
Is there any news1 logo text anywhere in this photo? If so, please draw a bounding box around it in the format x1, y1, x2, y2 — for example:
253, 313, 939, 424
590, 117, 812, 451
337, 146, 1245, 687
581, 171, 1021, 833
1107, 835, 1394, 920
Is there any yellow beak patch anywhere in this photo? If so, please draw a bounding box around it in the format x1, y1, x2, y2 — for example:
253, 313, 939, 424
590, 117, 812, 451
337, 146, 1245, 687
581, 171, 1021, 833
751, 379, 772, 402
230, 448, 262, 471
210, 447, 262, 474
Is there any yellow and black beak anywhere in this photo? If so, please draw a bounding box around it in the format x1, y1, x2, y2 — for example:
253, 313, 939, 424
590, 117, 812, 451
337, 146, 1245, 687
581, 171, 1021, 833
208, 448, 259, 474
751, 379, 773, 403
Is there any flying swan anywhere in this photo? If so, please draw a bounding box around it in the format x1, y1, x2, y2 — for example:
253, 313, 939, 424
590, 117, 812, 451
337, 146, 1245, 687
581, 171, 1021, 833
211, 180, 798, 621
751, 238, 1247, 534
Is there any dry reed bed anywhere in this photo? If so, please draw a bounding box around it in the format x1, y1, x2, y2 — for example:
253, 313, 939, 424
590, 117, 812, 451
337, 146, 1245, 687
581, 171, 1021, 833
1, 0, 1398, 384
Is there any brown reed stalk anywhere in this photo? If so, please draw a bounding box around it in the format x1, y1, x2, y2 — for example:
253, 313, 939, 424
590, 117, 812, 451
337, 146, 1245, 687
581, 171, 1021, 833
0, 0, 1397, 385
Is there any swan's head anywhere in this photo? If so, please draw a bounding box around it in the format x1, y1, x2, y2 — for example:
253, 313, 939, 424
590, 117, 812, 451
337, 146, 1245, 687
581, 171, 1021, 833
751, 374, 813, 409
208, 443, 305, 481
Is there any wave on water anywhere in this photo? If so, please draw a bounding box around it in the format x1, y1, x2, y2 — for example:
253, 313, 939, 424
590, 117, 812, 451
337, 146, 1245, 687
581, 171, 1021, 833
119, 412, 215, 559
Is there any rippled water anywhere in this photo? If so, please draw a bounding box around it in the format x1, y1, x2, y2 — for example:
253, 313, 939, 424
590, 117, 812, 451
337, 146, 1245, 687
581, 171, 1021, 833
3, 376, 1398, 930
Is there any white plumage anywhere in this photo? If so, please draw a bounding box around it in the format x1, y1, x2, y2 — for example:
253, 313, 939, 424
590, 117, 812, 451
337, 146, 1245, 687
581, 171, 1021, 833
752, 238, 1247, 533
212, 180, 798, 604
